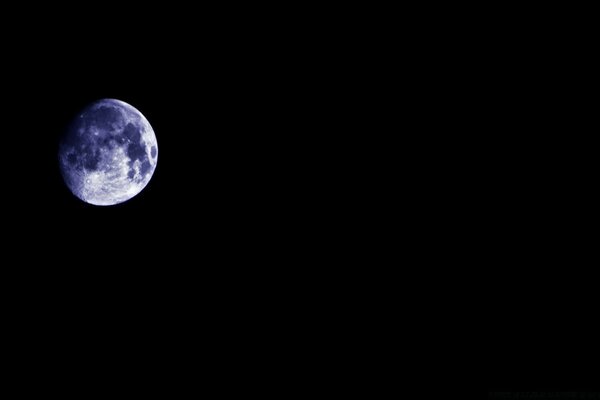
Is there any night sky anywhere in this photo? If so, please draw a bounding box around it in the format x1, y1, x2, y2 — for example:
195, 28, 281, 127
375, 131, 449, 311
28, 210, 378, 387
5, 10, 331, 256
1, 7, 343, 389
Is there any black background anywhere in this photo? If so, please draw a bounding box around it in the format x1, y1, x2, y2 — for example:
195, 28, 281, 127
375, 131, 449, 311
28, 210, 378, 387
479, 11, 600, 395
0, 6, 349, 390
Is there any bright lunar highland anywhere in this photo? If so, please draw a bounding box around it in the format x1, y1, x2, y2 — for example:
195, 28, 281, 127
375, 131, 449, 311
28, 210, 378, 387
59, 98, 158, 206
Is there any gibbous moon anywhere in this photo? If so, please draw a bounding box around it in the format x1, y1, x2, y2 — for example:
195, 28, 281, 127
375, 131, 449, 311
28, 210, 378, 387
59, 98, 158, 206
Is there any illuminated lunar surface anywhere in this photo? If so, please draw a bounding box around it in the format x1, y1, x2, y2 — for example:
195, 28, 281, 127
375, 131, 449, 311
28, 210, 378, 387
59, 98, 158, 206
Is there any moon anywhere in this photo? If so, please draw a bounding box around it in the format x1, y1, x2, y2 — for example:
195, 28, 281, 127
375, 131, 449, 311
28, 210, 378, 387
59, 98, 158, 206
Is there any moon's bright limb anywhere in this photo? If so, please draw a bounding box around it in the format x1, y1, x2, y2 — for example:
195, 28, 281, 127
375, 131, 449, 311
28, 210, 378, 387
59, 98, 158, 206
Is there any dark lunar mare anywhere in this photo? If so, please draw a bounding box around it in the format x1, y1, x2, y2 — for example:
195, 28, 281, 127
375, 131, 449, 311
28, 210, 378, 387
82, 147, 101, 170
140, 159, 151, 175
123, 122, 148, 173
127, 142, 147, 164
66, 153, 78, 165
63, 125, 101, 172
123, 123, 141, 145
82, 105, 123, 136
